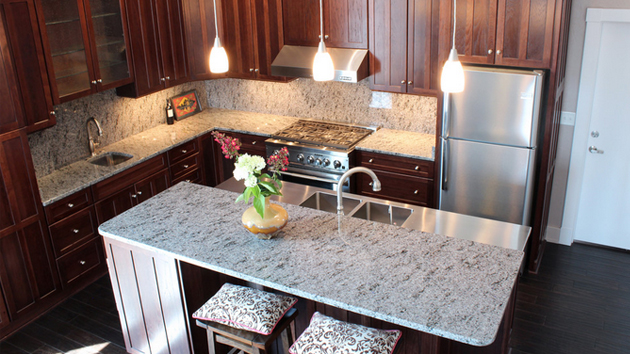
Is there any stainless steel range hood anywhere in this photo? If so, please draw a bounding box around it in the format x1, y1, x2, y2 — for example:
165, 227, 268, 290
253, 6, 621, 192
271, 45, 368, 83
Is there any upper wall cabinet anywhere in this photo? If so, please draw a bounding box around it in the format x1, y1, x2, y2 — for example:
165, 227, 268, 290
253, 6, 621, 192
221, 0, 285, 81
36, 0, 133, 103
182, 0, 227, 80
1, 0, 55, 133
0, 4, 25, 135
116, 0, 189, 98
369, 0, 440, 95
444, 0, 556, 68
283, 0, 368, 49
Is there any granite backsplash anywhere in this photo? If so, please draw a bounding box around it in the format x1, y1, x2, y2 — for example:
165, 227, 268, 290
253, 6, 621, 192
28, 82, 207, 178
205, 78, 437, 134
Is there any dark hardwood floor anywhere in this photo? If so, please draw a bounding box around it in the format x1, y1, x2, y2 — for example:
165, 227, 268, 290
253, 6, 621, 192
1, 243, 629, 353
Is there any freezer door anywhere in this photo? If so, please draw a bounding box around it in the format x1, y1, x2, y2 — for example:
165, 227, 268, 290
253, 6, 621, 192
444, 67, 543, 148
440, 139, 536, 225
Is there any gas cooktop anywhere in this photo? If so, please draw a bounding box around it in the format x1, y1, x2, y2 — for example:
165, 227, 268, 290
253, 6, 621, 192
270, 120, 374, 150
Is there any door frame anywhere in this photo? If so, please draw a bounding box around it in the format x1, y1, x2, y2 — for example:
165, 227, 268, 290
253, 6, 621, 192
560, 8, 630, 245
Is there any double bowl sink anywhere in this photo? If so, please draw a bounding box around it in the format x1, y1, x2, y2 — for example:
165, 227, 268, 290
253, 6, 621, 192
299, 191, 413, 227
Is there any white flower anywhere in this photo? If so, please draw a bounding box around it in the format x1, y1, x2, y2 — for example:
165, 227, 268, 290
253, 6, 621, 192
233, 154, 266, 186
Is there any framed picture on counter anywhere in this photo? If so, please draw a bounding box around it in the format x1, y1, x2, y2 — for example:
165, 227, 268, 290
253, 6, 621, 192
170, 89, 202, 120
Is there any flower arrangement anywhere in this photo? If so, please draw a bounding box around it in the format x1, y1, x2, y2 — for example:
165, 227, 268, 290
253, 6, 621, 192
212, 132, 289, 219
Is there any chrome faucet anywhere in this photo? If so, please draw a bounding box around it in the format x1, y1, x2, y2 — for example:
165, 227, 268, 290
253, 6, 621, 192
86, 117, 103, 156
337, 167, 381, 215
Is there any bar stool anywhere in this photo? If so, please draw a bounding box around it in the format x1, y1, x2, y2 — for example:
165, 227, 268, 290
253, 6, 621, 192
193, 283, 298, 354
289, 312, 402, 354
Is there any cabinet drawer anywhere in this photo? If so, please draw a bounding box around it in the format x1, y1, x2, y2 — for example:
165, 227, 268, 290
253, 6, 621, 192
358, 170, 434, 207
57, 238, 105, 286
358, 151, 434, 179
92, 154, 167, 200
171, 154, 199, 178
49, 207, 97, 257
172, 168, 202, 185
45, 188, 93, 224
168, 139, 199, 164
221, 131, 267, 154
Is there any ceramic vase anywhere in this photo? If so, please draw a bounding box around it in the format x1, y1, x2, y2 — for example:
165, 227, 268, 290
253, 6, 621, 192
242, 197, 288, 239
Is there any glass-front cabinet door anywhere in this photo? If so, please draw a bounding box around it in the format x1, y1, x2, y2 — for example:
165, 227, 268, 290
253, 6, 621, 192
38, 0, 132, 103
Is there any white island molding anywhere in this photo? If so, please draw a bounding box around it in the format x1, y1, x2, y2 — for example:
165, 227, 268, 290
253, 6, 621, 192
99, 182, 523, 354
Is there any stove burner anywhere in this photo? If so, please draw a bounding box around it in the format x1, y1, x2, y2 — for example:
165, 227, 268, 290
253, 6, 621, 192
271, 120, 373, 150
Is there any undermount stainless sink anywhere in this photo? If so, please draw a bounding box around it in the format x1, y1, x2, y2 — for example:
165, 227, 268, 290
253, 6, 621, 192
88, 152, 133, 167
300, 191, 361, 215
351, 201, 413, 226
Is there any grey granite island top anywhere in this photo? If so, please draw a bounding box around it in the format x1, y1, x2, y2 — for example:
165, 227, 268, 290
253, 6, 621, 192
99, 182, 523, 347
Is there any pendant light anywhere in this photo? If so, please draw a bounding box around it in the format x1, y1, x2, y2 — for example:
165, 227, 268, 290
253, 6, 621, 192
312, 0, 334, 81
209, 0, 229, 73
440, 0, 465, 93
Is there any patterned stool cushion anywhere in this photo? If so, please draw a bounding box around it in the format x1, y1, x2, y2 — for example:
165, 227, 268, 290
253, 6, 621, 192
192, 283, 297, 335
289, 312, 402, 354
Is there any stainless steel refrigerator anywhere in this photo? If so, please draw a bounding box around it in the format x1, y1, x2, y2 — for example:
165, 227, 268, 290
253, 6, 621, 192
439, 66, 544, 225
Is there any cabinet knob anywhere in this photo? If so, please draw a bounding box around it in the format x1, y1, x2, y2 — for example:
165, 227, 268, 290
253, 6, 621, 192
252, 141, 257, 145
166, 76, 171, 80
97, 78, 102, 83
79, 260, 86, 265
488, 49, 493, 54
318, 35, 329, 39
67, 203, 74, 208
181, 149, 187, 153
369, 182, 373, 186
183, 164, 189, 169
161, 77, 166, 82
401, 80, 406, 84
131, 194, 137, 198
496, 50, 502, 55
50, 111, 56, 116
185, 179, 191, 183
254, 68, 259, 73
91, 80, 97, 84
414, 166, 419, 171
249, 68, 254, 72
368, 158, 374, 163
414, 190, 418, 194
73, 229, 79, 234
137, 191, 142, 195
408, 81, 413, 85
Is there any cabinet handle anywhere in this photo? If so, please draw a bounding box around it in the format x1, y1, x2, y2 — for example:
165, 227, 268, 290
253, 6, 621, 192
181, 149, 187, 153
79, 260, 86, 265
496, 50, 502, 55
325, 35, 329, 39
369, 182, 372, 186
414, 166, 419, 171
318, 35, 329, 39
91, 80, 97, 84
67, 203, 74, 208
488, 49, 493, 54
249, 68, 254, 72
183, 164, 189, 169
97, 79, 102, 83
131, 194, 137, 198
161, 77, 166, 82
50, 111, 56, 116
73, 229, 79, 234
368, 158, 373, 163
254, 68, 259, 73
166, 76, 171, 80
185, 179, 191, 183
414, 190, 418, 194
252, 141, 257, 145
401, 80, 406, 84
137, 191, 142, 195
408, 81, 413, 85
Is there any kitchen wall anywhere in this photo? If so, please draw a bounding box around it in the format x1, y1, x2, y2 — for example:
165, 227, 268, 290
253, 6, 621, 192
205, 78, 437, 134
546, 1, 630, 243
28, 82, 207, 178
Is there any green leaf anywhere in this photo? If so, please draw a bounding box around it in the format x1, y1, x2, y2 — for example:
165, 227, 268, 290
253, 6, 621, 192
251, 185, 261, 199
259, 181, 279, 194
276, 178, 283, 190
235, 193, 245, 203
260, 173, 272, 180
254, 195, 265, 219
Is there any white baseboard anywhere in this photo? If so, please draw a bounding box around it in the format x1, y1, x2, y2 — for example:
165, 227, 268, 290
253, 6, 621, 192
545, 226, 561, 244
545, 226, 574, 246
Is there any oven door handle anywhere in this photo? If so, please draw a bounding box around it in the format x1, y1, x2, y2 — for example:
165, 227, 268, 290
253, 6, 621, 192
275, 170, 343, 185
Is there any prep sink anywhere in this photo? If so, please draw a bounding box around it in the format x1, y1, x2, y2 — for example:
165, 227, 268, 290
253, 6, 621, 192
299, 191, 361, 215
351, 201, 413, 226
88, 152, 133, 166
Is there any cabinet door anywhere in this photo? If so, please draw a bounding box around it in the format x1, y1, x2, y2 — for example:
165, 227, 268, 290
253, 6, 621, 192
0, 220, 60, 319
134, 169, 170, 204
325, 0, 368, 49
369, 0, 408, 93
1, 0, 55, 133
0, 3, 24, 135
0, 288, 9, 330
282, 0, 318, 46
94, 185, 135, 224
83, 0, 133, 90
494, 0, 555, 68
182, 0, 226, 80
452, 0, 497, 64
155, 0, 189, 87
250, 0, 284, 80
407, 0, 440, 95
221, 0, 255, 79
214, 132, 266, 184
38, 0, 96, 102
358, 169, 434, 207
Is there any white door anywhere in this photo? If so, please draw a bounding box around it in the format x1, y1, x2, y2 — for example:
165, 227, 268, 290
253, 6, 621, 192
567, 11, 630, 249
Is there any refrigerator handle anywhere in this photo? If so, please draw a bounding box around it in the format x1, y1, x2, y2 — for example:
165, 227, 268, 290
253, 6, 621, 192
442, 93, 450, 138
441, 139, 448, 190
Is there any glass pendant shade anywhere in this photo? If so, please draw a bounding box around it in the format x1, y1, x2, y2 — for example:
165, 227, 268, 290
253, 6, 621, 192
209, 37, 229, 74
313, 42, 334, 81
441, 48, 465, 93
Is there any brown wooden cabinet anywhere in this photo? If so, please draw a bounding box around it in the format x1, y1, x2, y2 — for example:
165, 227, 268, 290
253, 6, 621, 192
283, 0, 368, 49
182, 0, 227, 81
36, 0, 133, 103
356, 151, 435, 207
442, 0, 556, 68
369, 0, 440, 95
0, 289, 9, 330
213, 131, 266, 184
0, 0, 55, 133
221, 0, 286, 80
117, 0, 189, 98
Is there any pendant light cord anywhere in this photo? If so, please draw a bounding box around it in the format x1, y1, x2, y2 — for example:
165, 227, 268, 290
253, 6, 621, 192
319, 0, 324, 43
452, 0, 457, 49
213, 0, 219, 36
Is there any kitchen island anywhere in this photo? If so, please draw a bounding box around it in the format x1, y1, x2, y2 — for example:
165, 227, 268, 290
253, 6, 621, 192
99, 182, 523, 354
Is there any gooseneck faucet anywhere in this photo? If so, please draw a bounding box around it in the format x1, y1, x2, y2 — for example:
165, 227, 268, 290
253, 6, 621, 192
337, 167, 381, 215
86, 117, 103, 156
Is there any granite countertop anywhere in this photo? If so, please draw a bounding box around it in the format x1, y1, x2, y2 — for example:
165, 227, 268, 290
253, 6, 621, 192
99, 182, 523, 347
37, 108, 435, 206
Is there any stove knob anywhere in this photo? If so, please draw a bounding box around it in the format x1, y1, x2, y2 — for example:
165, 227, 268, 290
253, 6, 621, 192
297, 154, 305, 162
307, 156, 315, 164
323, 158, 331, 166
315, 158, 322, 166
333, 160, 342, 169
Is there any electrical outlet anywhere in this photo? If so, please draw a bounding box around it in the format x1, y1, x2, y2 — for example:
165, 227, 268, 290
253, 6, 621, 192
560, 111, 575, 126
